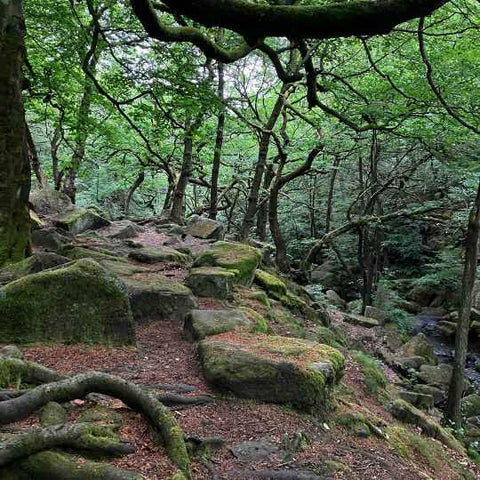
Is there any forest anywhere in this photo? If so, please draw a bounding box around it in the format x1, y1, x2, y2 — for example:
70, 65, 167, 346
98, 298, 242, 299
1, 0, 480, 479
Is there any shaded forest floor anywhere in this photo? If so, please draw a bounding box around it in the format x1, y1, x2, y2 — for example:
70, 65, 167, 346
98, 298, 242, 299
10, 316, 480, 480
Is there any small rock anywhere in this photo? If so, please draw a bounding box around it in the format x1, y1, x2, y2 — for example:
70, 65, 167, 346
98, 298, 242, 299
185, 216, 225, 240
0, 345, 22, 359
325, 290, 347, 311
184, 309, 252, 340
185, 267, 236, 299
39, 402, 67, 426
343, 313, 380, 328
364, 306, 386, 325
398, 333, 436, 366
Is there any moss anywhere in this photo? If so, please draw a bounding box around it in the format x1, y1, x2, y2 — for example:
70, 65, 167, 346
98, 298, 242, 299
316, 326, 347, 349
199, 332, 344, 411
239, 307, 269, 333
0, 258, 135, 345
248, 290, 271, 307
78, 405, 123, 428
254, 269, 288, 297
0, 451, 142, 480
166, 424, 191, 478
39, 402, 67, 426
193, 241, 261, 286
352, 351, 387, 395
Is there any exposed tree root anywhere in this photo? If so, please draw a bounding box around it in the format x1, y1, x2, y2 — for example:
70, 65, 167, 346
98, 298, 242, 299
0, 423, 134, 467
0, 371, 192, 478
231, 470, 332, 479
158, 392, 215, 408
0, 450, 142, 480
0, 390, 27, 402
0, 356, 64, 387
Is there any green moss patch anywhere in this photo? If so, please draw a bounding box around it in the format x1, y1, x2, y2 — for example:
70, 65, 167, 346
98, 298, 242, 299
193, 242, 261, 286
0, 258, 135, 345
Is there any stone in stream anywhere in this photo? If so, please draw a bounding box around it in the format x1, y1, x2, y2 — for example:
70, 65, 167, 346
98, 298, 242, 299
417, 363, 452, 388
193, 241, 261, 286
198, 331, 345, 410
436, 320, 457, 338
398, 333, 437, 366
184, 267, 236, 299
184, 309, 252, 340
0, 258, 135, 345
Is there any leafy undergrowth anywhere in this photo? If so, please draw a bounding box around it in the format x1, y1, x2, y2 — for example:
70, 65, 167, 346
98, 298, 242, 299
5, 315, 478, 480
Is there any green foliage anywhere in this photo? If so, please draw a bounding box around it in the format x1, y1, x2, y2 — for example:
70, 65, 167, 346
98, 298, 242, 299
351, 351, 387, 395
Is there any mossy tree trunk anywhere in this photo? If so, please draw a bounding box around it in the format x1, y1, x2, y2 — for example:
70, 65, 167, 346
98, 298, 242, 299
447, 178, 480, 427
0, 0, 31, 268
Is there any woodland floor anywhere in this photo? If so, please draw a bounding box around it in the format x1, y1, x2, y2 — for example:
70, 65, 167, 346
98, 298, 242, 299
7, 315, 480, 480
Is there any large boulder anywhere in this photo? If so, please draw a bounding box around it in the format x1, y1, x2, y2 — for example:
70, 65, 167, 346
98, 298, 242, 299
30, 187, 73, 215
254, 269, 288, 299
390, 399, 462, 451
198, 331, 345, 410
325, 290, 347, 311
0, 259, 135, 345
123, 276, 197, 323
185, 215, 225, 240
184, 309, 252, 340
193, 241, 261, 286
185, 267, 236, 299
398, 333, 436, 366
128, 246, 189, 265
101, 220, 143, 240
461, 394, 480, 418
343, 313, 380, 328
0, 252, 71, 286
31, 227, 71, 252
53, 208, 111, 235
417, 363, 452, 388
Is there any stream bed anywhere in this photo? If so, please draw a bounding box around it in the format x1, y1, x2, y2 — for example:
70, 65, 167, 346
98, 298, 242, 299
410, 313, 480, 393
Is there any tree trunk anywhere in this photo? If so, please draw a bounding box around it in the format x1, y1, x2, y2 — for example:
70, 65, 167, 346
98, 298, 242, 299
0, 0, 31, 267
447, 178, 480, 427
51, 125, 63, 190
269, 183, 288, 271
26, 123, 46, 188
239, 85, 290, 241
209, 54, 225, 220
256, 163, 275, 242
125, 170, 145, 215
62, 34, 101, 204
325, 156, 341, 233
170, 128, 194, 224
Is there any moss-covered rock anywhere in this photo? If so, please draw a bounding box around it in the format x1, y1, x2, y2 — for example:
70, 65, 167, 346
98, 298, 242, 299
184, 267, 235, 299
124, 276, 197, 323
193, 241, 261, 286
184, 309, 252, 340
0, 252, 71, 285
30, 187, 73, 215
254, 269, 287, 298
54, 208, 111, 235
185, 216, 225, 240
462, 394, 480, 418
398, 333, 437, 366
198, 331, 344, 411
128, 246, 190, 265
417, 363, 452, 388
31, 227, 71, 252
0, 258, 135, 345
61, 245, 127, 263
390, 399, 463, 451
343, 313, 380, 328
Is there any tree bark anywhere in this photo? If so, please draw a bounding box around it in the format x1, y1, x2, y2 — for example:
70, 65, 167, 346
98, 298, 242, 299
447, 178, 480, 427
26, 123, 46, 188
209, 41, 225, 220
256, 163, 275, 242
0, 0, 31, 267
62, 23, 102, 204
170, 127, 194, 224
125, 170, 145, 215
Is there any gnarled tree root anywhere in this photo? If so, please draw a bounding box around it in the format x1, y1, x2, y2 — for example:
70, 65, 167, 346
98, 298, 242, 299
0, 371, 191, 479
0, 356, 64, 387
0, 423, 134, 467
0, 450, 142, 480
